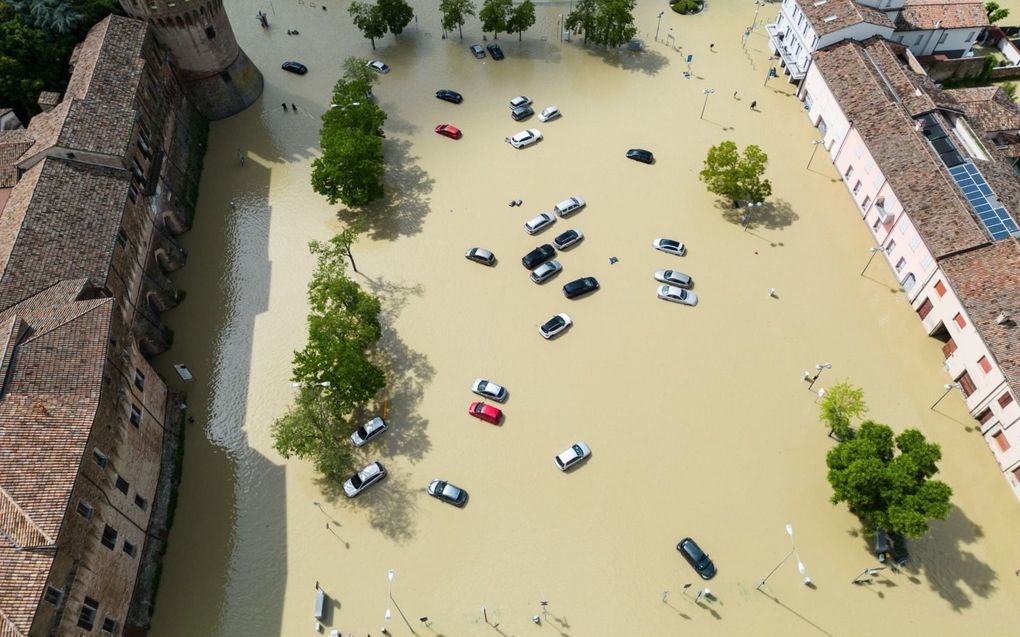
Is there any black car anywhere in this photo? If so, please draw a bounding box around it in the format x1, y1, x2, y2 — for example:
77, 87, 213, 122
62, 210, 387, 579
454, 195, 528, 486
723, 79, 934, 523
470, 43, 486, 58
562, 277, 600, 299
436, 89, 463, 104
677, 537, 717, 580
553, 229, 583, 250
874, 529, 909, 567
281, 61, 308, 75
626, 148, 654, 164
487, 43, 505, 60
511, 105, 534, 121
522, 244, 556, 269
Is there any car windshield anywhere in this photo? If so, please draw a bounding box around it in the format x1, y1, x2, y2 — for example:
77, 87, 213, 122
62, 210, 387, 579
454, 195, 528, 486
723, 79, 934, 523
473, 403, 483, 413
350, 474, 363, 488
434, 481, 446, 492
355, 426, 367, 438
543, 317, 562, 331
684, 541, 704, 561
478, 381, 488, 390
679, 290, 688, 299
572, 444, 583, 455
663, 240, 678, 248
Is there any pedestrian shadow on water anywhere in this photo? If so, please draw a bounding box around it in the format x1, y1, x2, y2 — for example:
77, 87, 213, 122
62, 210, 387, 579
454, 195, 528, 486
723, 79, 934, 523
337, 138, 435, 241
577, 44, 669, 76
717, 198, 800, 231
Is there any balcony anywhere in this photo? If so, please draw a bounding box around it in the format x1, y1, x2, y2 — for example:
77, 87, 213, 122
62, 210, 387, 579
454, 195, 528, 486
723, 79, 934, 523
766, 23, 807, 81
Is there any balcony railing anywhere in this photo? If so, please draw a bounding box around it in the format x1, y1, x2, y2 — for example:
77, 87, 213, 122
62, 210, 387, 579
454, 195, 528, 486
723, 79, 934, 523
766, 23, 807, 80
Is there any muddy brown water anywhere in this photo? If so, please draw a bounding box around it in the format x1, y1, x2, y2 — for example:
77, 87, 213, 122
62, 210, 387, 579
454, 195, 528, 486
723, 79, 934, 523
149, 1, 1020, 635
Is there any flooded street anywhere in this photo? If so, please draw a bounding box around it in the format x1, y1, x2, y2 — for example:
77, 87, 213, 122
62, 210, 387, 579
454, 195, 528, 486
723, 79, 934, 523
150, 0, 1020, 635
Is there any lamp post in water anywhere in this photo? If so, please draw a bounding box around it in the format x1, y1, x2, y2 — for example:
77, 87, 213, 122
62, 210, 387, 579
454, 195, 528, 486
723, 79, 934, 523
656, 11, 665, 41
931, 383, 962, 410
700, 89, 715, 119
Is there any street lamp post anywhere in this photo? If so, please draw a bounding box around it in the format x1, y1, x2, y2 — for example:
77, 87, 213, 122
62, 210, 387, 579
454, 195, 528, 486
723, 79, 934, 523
807, 139, 823, 169
656, 11, 665, 42
851, 566, 886, 585
700, 89, 715, 120
386, 568, 395, 625
757, 523, 798, 590
752, 0, 764, 30
807, 363, 831, 391
931, 383, 962, 410
860, 245, 886, 276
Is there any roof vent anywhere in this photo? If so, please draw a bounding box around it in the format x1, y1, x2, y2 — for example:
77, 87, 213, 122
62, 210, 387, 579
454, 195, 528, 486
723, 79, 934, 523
823, 15, 838, 22
813, 0, 827, 5
997, 312, 1011, 325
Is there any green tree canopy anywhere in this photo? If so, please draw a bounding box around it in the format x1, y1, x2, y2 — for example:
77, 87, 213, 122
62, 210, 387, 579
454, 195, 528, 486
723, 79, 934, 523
507, 0, 536, 41
349, 0, 388, 49
378, 0, 414, 39
986, 1, 1009, 22
699, 140, 773, 205
564, 0, 636, 47
819, 381, 868, 440
341, 55, 378, 86
564, 0, 597, 43
826, 421, 953, 538
440, 0, 476, 39
479, 0, 512, 39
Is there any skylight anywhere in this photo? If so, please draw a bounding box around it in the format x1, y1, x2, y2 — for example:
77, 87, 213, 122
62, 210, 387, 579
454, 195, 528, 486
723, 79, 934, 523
823, 15, 838, 22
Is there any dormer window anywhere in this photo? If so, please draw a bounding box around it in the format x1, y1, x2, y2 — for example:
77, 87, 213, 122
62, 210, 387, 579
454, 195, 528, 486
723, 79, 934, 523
823, 15, 838, 23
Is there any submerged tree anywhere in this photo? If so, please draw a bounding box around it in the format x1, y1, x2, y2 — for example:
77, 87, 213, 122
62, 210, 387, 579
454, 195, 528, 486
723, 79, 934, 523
564, 0, 636, 47
819, 381, 868, 440
479, 0, 512, 40
507, 0, 536, 41
986, 1, 1009, 23
439, 0, 476, 39
699, 140, 772, 205
349, 0, 388, 50
826, 421, 953, 538
378, 0, 414, 39
341, 55, 378, 86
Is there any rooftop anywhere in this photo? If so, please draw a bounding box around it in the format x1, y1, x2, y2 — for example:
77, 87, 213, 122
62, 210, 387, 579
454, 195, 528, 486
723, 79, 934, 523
895, 0, 989, 31
797, 0, 895, 37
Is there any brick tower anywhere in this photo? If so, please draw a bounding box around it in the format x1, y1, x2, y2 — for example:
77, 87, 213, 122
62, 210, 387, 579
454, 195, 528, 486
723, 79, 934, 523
120, 0, 263, 120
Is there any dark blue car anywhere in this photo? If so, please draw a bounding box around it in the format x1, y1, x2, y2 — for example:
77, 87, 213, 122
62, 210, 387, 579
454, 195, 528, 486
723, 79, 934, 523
677, 537, 716, 580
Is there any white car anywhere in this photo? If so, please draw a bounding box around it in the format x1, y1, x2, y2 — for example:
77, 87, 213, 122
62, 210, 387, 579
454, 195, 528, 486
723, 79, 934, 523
524, 212, 556, 235
539, 313, 572, 339
553, 196, 586, 217
553, 229, 584, 250
654, 269, 692, 288
367, 59, 390, 74
343, 461, 387, 497
471, 378, 508, 402
657, 284, 698, 306
530, 259, 562, 284
538, 106, 561, 122
652, 238, 686, 256
555, 441, 591, 471
350, 417, 388, 447
506, 129, 542, 149
509, 95, 533, 108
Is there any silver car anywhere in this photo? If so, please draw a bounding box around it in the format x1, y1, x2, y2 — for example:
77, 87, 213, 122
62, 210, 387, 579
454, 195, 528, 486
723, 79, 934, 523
657, 285, 698, 306
553, 196, 586, 217
350, 417, 388, 447
524, 212, 556, 235
427, 479, 468, 506
506, 128, 543, 149
471, 378, 508, 402
367, 59, 390, 74
538, 106, 561, 122
652, 238, 686, 256
530, 259, 562, 284
343, 461, 387, 497
555, 441, 591, 471
654, 269, 692, 288
509, 95, 533, 108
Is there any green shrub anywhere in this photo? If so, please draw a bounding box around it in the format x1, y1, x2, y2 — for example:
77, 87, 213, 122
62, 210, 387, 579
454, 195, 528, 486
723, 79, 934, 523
670, 0, 702, 15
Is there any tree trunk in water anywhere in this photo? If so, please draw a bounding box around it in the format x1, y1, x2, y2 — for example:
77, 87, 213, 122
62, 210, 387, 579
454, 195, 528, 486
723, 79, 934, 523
459, 23, 463, 39
346, 249, 359, 273
519, 30, 522, 41
370, 37, 376, 50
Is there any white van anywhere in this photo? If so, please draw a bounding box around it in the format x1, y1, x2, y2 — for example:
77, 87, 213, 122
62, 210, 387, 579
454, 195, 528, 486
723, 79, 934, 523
553, 196, 586, 217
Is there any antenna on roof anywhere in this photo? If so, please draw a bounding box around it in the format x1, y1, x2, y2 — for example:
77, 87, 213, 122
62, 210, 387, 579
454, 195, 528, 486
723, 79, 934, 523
997, 312, 1012, 325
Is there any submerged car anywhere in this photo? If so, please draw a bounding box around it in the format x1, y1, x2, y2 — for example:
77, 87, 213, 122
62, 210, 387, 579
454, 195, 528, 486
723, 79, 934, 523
554, 441, 591, 471
367, 59, 390, 74
343, 461, 387, 497
539, 313, 572, 339
471, 378, 508, 402
511, 104, 534, 121
350, 417, 388, 447
470, 43, 486, 58
524, 212, 556, 235
487, 43, 505, 60
652, 238, 686, 256
563, 276, 599, 299
530, 259, 562, 284
522, 244, 556, 269
427, 479, 468, 506
435, 89, 463, 104
468, 401, 502, 424
434, 124, 462, 139
281, 61, 308, 74
626, 148, 654, 164
654, 269, 693, 288
506, 128, 542, 149
874, 529, 910, 567
509, 95, 533, 108
538, 106, 561, 122
553, 229, 584, 250
677, 537, 716, 580
657, 285, 698, 306
465, 247, 495, 265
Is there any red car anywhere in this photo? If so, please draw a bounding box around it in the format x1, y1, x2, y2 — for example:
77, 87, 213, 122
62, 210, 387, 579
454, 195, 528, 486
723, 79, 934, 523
468, 401, 502, 424
435, 124, 462, 139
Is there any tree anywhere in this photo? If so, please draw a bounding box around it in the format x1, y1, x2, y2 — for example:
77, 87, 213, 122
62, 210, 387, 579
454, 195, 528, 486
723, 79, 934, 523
337, 224, 362, 273
479, 0, 512, 40
349, 1, 387, 49
818, 381, 868, 440
507, 0, 536, 41
564, 0, 598, 44
439, 0, 476, 39
378, 0, 414, 39
986, 1, 1009, 23
341, 56, 377, 86
564, 0, 636, 47
826, 421, 953, 539
272, 236, 385, 483
8, 0, 81, 35
699, 140, 773, 205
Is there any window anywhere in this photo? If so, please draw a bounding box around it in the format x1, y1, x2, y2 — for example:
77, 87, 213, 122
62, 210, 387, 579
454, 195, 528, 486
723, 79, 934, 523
205, 25, 216, 38
856, 144, 865, 158
92, 448, 108, 468
921, 255, 933, 272
910, 235, 922, 252
134, 369, 145, 391
979, 356, 992, 373
999, 392, 1014, 408
886, 239, 896, 253
852, 180, 862, 195
901, 273, 916, 293
844, 165, 854, 180
994, 432, 1010, 451
978, 408, 994, 424
76, 500, 94, 520
935, 280, 946, 297
895, 257, 907, 273
862, 196, 872, 210
957, 371, 976, 397
872, 173, 883, 189
116, 228, 127, 248
102, 616, 117, 634
942, 338, 957, 359
123, 540, 136, 557
917, 298, 933, 319
115, 475, 129, 495
954, 312, 967, 329
101, 525, 118, 549
937, 31, 948, 45
43, 585, 63, 606
872, 215, 881, 231
965, 31, 975, 42
135, 494, 148, 511
1013, 466, 1020, 483
914, 34, 924, 46
78, 597, 99, 630
130, 404, 141, 427
898, 217, 910, 235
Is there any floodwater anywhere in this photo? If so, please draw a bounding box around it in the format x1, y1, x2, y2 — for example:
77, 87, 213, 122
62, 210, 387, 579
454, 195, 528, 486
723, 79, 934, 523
149, 0, 1020, 635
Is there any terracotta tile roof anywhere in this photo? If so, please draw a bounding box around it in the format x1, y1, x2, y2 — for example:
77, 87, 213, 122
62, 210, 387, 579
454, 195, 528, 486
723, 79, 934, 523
0, 279, 113, 636
940, 240, 1020, 389
941, 87, 1020, 133
0, 159, 128, 309
796, 0, 895, 37
812, 37, 990, 257
0, 131, 33, 189
895, 0, 988, 30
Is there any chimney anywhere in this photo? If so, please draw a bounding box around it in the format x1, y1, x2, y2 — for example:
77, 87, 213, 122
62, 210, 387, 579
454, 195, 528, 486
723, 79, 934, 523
37, 92, 61, 113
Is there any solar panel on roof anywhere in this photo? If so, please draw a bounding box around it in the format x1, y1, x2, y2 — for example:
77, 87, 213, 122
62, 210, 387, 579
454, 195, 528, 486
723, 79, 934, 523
947, 161, 1020, 241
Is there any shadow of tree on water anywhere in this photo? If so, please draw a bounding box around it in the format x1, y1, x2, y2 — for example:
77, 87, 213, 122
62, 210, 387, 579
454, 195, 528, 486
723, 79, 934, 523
716, 198, 800, 231
578, 43, 670, 76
